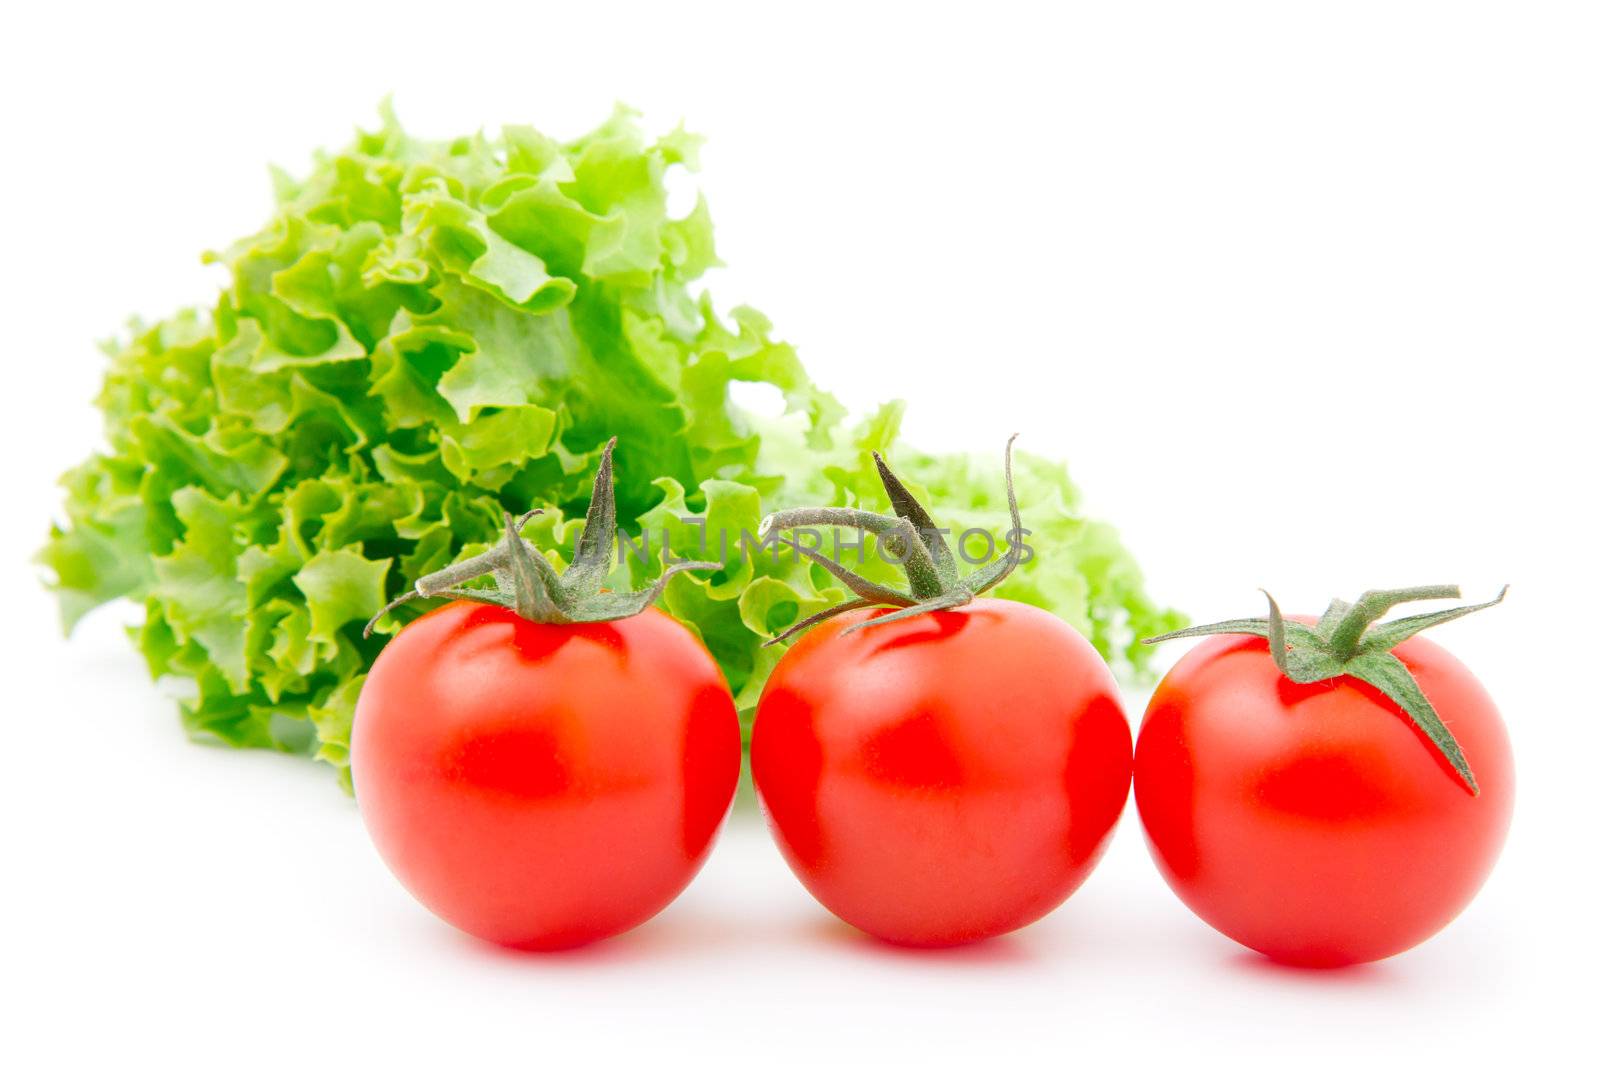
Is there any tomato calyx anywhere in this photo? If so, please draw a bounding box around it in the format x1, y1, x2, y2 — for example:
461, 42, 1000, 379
362, 438, 720, 637
758, 435, 1025, 645
1144, 584, 1509, 794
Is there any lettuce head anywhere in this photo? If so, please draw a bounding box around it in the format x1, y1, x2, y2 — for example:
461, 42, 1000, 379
40, 105, 1183, 788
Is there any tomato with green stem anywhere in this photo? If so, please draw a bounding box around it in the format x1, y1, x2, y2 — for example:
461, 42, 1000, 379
352, 440, 741, 950
752, 439, 1133, 946
1134, 587, 1513, 966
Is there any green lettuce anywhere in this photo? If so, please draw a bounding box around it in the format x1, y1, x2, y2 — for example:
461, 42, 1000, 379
40, 105, 1182, 788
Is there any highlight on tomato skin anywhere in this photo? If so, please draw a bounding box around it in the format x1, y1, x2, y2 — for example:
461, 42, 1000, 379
1133, 593, 1514, 968
353, 601, 742, 951
752, 599, 1134, 948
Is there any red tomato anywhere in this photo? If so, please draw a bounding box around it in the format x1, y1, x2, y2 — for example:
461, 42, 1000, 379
1134, 628, 1513, 966
351, 601, 741, 950
752, 598, 1133, 947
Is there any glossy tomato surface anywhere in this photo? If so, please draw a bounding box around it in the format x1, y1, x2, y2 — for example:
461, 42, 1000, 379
752, 599, 1132, 947
352, 601, 741, 950
1134, 629, 1513, 966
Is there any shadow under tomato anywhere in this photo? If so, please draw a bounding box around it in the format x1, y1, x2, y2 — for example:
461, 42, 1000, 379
1226, 948, 1402, 987
798, 913, 1041, 968
443, 904, 795, 969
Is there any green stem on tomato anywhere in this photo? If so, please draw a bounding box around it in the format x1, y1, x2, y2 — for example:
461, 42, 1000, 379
363, 438, 721, 636
1145, 585, 1509, 795
758, 435, 1026, 644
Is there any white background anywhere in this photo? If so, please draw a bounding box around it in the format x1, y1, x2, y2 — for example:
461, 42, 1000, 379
4, 2, 1597, 1077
